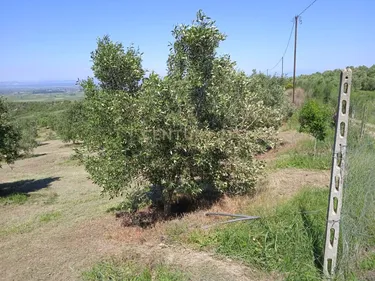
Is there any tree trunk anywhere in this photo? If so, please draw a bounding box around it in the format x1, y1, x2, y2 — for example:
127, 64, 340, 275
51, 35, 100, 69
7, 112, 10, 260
163, 190, 173, 217
163, 200, 171, 217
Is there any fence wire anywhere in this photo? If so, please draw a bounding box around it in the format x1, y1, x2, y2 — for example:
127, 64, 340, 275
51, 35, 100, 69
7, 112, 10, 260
336, 119, 375, 280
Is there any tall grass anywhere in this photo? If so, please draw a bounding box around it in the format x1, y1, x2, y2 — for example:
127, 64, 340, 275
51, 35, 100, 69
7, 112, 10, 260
189, 187, 328, 280
336, 122, 375, 280
187, 121, 375, 280
274, 135, 333, 170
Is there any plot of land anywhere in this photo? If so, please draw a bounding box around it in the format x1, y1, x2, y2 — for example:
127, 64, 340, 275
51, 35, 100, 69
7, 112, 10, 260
0, 133, 330, 281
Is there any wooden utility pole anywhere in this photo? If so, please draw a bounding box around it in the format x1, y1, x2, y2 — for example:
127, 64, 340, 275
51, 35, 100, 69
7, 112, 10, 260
281, 56, 284, 78
292, 15, 298, 104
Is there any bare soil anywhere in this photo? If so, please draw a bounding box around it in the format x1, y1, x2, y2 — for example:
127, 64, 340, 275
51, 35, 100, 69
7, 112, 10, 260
0, 136, 329, 281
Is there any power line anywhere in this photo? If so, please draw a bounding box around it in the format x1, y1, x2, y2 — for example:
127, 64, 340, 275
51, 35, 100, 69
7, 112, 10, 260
265, 0, 318, 76
267, 20, 295, 72
298, 0, 318, 17
292, 0, 319, 102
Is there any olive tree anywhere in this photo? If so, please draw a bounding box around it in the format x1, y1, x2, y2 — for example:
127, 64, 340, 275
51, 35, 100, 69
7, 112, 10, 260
299, 99, 332, 154
79, 11, 285, 216
57, 101, 85, 143
0, 98, 21, 167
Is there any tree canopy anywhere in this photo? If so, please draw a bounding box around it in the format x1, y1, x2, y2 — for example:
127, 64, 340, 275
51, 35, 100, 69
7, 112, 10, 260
0, 98, 21, 167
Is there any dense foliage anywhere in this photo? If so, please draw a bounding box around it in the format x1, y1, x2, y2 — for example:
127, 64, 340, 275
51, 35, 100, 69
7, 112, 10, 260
297, 65, 375, 105
299, 100, 332, 142
13, 118, 38, 155
0, 98, 21, 167
78, 11, 287, 215
7, 101, 70, 131
56, 101, 85, 143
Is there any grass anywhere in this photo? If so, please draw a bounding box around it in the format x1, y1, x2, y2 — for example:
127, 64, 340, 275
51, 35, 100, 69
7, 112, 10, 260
0, 220, 35, 236
82, 259, 190, 281
188, 187, 328, 280
0, 210, 63, 237
335, 129, 375, 280
0, 191, 58, 206
0, 193, 28, 205
184, 125, 375, 280
360, 253, 375, 271
282, 108, 300, 131
39, 211, 62, 222
42, 192, 59, 205
274, 108, 335, 170
274, 137, 333, 170
351, 90, 375, 124
2, 92, 84, 102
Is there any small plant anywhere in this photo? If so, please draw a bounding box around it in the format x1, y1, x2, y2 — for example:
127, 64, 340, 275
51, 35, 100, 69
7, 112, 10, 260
299, 100, 332, 155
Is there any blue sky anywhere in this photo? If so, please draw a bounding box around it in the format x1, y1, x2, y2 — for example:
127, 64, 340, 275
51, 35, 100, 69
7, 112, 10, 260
1, 0, 374, 81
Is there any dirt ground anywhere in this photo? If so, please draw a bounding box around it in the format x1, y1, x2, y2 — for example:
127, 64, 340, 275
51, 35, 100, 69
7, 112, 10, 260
0, 135, 330, 281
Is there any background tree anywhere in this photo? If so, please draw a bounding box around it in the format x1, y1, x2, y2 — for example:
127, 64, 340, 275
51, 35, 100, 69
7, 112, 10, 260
14, 118, 38, 156
299, 99, 332, 155
0, 98, 21, 167
57, 101, 85, 143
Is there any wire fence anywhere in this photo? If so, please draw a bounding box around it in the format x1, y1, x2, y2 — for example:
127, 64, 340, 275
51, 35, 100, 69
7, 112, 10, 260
336, 119, 375, 279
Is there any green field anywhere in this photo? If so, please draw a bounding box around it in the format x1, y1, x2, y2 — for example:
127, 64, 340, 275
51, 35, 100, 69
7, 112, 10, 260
1, 92, 84, 102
